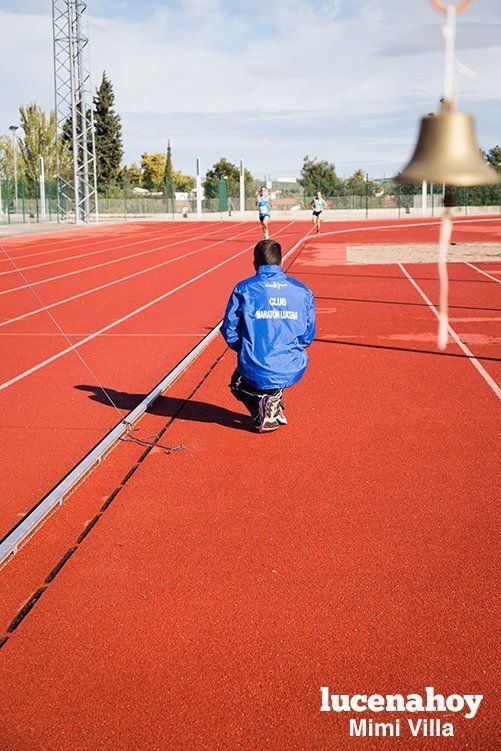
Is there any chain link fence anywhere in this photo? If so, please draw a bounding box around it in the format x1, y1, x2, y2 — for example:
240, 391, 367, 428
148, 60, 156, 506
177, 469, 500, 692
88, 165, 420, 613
1, 178, 500, 224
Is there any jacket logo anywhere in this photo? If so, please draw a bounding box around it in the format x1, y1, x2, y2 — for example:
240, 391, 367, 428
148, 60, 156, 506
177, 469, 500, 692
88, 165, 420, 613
264, 282, 287, 289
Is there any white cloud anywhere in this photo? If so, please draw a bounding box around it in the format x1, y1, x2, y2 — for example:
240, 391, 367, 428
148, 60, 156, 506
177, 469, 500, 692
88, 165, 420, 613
0, 0, 499, 177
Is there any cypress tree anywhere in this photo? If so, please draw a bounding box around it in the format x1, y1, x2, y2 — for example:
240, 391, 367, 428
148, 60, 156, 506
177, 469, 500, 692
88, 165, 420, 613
164, 140, 175, 199
93, 72, 123, 188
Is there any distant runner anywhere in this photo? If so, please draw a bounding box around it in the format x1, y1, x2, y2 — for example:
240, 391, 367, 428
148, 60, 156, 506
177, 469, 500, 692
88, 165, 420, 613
311, 191, 326, 234
256, 187, 272, 239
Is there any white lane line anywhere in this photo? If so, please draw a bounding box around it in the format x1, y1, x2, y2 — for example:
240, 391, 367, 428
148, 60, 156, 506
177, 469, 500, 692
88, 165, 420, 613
0, 219, 199, 251
0, 332, 205, 337
399, 263, 501, 400
3, 213, 491, 269
317, 215, 501, 242
0, 221, 224, 277
0, 220, 295, 393
0, 222, 192, 263
0, 224, 258, 328
0, 222, 246, 296
464, 261, 501, 284
0, 223, 135, 249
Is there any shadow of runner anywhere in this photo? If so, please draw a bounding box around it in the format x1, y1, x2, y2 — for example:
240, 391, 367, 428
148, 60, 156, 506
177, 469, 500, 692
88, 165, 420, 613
75, 384, 254, 432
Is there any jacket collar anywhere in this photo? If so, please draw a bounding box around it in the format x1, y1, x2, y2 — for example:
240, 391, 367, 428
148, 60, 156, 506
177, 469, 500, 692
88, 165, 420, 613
256, 264, 285, 277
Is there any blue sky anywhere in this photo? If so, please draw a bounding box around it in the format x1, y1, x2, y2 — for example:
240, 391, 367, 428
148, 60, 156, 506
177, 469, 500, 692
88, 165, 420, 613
1, 0, 500, 179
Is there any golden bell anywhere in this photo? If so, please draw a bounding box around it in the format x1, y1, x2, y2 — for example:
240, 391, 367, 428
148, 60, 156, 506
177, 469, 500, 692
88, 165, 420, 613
397, 99, 500, 186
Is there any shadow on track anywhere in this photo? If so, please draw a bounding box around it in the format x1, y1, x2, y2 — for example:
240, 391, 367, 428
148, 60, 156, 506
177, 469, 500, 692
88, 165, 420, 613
295, 271, 494, 283
314, 338, 501, 361
75, 384, 254, 432
314, 296, 501, 312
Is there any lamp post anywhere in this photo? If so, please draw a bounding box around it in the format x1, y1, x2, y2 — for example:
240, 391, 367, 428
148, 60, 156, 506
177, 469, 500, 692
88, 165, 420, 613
39, 155, 47, 221
9, 125, 19, 213
239, 159, 245, 214
224, 175, 230, 215
196, 157, 202, 219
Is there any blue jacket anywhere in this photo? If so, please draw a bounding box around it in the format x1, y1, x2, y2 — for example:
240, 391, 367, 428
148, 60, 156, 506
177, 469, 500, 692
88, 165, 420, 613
221, 264, 315, 390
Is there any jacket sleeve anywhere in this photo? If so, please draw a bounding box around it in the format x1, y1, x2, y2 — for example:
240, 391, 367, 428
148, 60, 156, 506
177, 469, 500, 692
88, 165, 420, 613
299, 290, 315, 348
221, 286, 242, 351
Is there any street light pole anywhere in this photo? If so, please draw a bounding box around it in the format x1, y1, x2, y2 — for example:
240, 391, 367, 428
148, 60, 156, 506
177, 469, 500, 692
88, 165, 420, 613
39, 155, 47, 220
196, 157, 202, 219
9, 125, 19, 213
239, 159, 245, 214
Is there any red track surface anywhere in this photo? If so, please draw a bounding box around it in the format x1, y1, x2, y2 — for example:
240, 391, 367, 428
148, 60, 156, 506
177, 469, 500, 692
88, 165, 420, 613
0, 217, 500, 750
0, 220, 308, 539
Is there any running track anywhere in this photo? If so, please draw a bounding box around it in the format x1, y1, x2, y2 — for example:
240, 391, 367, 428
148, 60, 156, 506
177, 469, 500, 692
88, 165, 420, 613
0, 217, 500, 749
0, 220, 306, 540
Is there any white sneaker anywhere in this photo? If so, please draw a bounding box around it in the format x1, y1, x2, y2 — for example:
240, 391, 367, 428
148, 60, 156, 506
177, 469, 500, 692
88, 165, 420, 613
275, 404, 288, 425
257, 393, 281, 433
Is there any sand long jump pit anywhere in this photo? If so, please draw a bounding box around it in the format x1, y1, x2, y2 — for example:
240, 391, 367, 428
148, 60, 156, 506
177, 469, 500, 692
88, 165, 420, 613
347, 243, 501, 264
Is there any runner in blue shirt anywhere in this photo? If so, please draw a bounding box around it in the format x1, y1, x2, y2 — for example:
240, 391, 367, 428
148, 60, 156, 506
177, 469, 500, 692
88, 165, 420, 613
256, 187, 272, 239
310, 191, 326, 234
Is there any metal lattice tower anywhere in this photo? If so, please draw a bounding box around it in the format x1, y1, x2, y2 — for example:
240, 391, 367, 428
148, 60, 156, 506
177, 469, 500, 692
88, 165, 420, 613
52, 0, 99, 222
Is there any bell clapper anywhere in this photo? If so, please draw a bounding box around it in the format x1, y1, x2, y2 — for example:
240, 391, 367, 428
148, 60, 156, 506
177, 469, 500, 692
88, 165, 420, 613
437, 206, 453, 350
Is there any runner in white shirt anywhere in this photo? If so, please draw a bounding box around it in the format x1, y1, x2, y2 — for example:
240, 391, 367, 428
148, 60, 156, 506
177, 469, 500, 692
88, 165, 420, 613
310, 191, 326, 234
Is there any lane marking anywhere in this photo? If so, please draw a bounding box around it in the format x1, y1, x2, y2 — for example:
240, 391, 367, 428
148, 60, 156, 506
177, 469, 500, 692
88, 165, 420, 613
0, 222, 247, 296
317, 215, 501, 243
0, 222, 193, 264
399, 263, 501, 400
0, 223, 240, 284
3, 214, 497, 270
0, 222, 189, 260
464, 261, 501, 284
0, 332, 206, 337
0, 222, 202, 276
0, 224, 258, 328
0, 222, 142, 249
0, 221, 296, 393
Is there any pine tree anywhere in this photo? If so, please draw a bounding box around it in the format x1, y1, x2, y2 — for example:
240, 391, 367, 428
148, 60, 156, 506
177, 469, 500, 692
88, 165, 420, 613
163, 141, 175, 199
93, 72, 123, 188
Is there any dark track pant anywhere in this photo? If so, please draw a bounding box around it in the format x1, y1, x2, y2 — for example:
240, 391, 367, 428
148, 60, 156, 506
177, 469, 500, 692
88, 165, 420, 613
229, 369, 282, 423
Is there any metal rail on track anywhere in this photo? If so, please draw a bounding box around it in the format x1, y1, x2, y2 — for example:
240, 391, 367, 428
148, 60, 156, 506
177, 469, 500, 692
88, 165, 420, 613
0, 231, 311, 568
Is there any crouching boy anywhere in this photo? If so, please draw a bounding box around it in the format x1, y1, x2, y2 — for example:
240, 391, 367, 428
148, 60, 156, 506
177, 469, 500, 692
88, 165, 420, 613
221, 239, 315, 432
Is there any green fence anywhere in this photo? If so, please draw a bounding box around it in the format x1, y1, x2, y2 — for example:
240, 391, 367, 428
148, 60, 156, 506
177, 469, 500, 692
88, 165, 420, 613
0, 178, 60, 224
2, 178, 500, 223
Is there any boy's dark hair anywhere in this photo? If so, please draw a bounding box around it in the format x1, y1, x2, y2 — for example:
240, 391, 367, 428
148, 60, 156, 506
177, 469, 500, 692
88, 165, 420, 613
254, 239, 282, 267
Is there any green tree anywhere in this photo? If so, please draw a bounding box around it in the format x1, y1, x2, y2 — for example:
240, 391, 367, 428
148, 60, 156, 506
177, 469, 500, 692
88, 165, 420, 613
343, 169, 379, 196
486, 145, 501, 172
163, 140, 175, 199
141, 152, 166, 190
17, 104, 58, 191
448, 146, 501, 206
121, 162, 142, 188
204, 157, 253, 199
173, 170, 195, 193
93, 72, 123, 188
0, 134, 16, 182
298, 156, 343, 196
